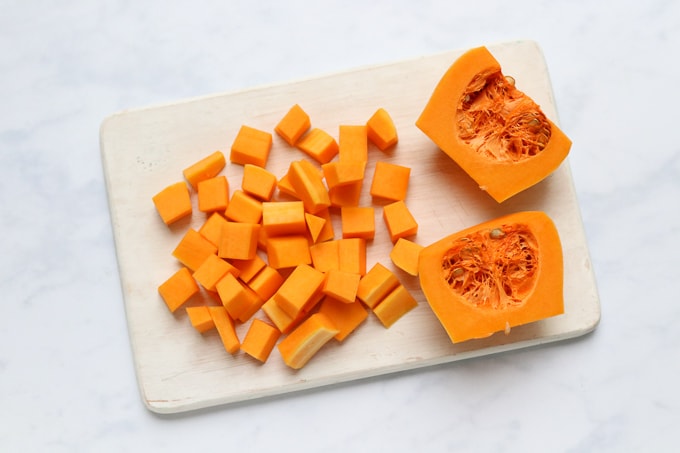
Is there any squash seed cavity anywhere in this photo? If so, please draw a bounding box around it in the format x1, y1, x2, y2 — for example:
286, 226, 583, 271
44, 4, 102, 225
456, 71, 552, 163
441, 223, 538, 310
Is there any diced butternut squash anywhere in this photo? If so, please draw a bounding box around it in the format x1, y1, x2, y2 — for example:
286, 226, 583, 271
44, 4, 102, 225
275, 264, 325, 318
183, 151, 226, 190
323, 269, 361, 304
338, 124, 368, 163
341, 206, 375, 240
338, 238, 366, 275
152, 181, 192, 225
262, 201, 306, 236
329, 181, 363, 207
185, 306, 215, 333
172, 228, 218, 271
198, 212, 229, 247
262, 296, 304, 334
266, 235, 311, 269
277, 313, 339, 369
322, 161, 366, 189
230, 125, 272, 167
304, 212, 326, 244
317, 297, 368, 341
275, 104, 311, 146
296, 128, 339, 164
277, 173, 299, 199
314, 208, 335, 242
373, 284, 418, 328
241, 164, 277, 201
240, 319, 281, 363
192, 254, 239, 292
230, 255, 266, 283
247, 265, 285, 301
390, 238, 424, 276
208, 306, 240, 354
224, 190, 263, 224
158, 266, 199, 313
287, 160, 331, 214
366, 108, 398, 151
356, 262, 400, 309
382, 200, 418, 243
309, 240, 340, 273
215, 273, 251, 320
218, 222, 260, 261
235, 285, 265, 323
370, 161, 410, 201
197, 175, 229, 213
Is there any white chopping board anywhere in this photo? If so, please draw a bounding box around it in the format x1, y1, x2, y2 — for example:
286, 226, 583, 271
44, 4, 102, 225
100, 39, 601, 414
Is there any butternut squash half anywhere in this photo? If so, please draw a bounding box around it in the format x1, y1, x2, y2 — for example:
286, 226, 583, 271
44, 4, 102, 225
418, 211, 563, 343
416, 46, 572, 203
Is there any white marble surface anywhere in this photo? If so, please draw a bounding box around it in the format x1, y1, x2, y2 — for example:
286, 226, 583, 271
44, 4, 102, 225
1, 1, 678, 451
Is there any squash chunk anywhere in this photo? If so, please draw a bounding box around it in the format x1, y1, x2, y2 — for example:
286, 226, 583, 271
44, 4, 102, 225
373, 284, 418, 328
242, 164, 277, 201
275, 104, 311, 146
266, 235, 311, 269
225, 190, 262, 224
389, 238, 424, 276
230, 125, 272, 168
241, 319, 281, 363
317, 297, 368, 341
357, 262, 400, 309
338, 124, 368, 163
183, 151, 226, 191
262, 201, 306, 236
275, 264, 325, 318
218, 222, 260, 261
370, 161, 410, 201
338, 238, 366, 275
296, 128, 339, 164
323, 269, 361, 304
382, 200, 418, 243
208, 306, 240, 354
192, 254, 239, 292
366, 108, 398, 151
186, 306, 215, 333
341, 206, 375, 240
158, 267, 199, 313
152, 181, 192, 225
172, 228, 218, 271
197, 175, 229, 213
198, 212, 229, 247
277, 313, 339, 369
247, 265, 285, 301
287, 160, 331, 214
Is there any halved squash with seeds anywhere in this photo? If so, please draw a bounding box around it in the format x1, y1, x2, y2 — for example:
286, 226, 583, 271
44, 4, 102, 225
416, 46, 572, 203
418, 211, 563, 343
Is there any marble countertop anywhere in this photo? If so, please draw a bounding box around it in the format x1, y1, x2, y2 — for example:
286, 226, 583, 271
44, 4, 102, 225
2, 1, 678, 451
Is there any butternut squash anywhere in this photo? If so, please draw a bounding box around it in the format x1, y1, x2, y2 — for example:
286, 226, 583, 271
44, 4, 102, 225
240, 319, 281, 363
418, 211, 564, 343
230, 125, 272, 168
152, 181, 192, 225
183, 151, 226, 191
197, 175, 229, 213
416, 46, 572, 203
158, 266, 199, 313
277, 313, 339, 369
